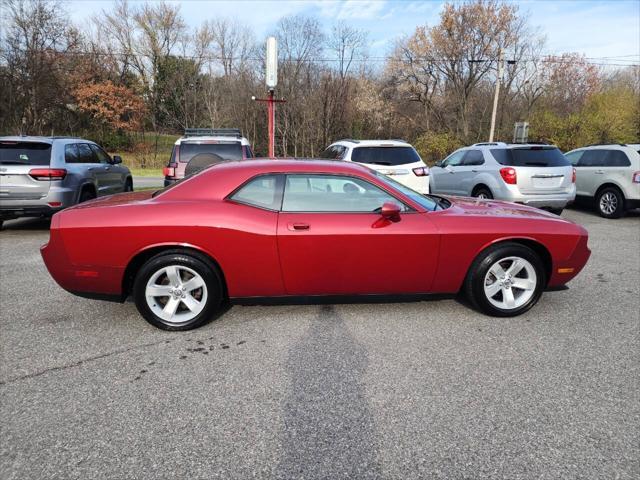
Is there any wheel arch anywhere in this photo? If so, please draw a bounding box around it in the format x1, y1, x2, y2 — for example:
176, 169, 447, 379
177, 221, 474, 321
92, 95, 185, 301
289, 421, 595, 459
121, 243, 228, 299
595, 181, 625, 199
77, 182, 97, 202
471, 183, 492, 196
470, 237, 553, 288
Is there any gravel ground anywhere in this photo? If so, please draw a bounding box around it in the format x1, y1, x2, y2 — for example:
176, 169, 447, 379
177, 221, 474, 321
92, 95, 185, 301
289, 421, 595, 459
0, 208, 638, 479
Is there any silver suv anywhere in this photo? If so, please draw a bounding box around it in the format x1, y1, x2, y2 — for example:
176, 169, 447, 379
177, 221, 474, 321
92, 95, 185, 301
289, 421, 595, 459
429, 142, 576, 214
565, 144, 640, 218
0, 136, 132, 229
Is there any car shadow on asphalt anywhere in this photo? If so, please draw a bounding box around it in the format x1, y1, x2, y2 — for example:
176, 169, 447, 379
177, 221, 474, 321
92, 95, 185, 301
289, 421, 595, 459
0, 217, 51, 232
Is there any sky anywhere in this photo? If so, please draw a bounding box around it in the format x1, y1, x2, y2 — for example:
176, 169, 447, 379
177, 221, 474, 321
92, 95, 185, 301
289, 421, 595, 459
67, 0, 640, 66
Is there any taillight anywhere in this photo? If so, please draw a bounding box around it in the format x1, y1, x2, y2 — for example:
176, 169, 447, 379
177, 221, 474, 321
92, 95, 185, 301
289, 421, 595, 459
572, 168, 576, 183
412, 166, 429, 176
632, 171, 640, 183
499, 167, 517, 185
29, 168, 67, 180
163, 164, 176, 177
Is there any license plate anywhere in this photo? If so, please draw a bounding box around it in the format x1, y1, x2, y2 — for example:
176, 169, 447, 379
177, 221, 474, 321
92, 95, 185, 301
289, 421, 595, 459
532, 176, 562, 188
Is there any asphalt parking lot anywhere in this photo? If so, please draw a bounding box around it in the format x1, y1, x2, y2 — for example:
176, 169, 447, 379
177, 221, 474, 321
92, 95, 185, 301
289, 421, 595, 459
0, 208, 638, 479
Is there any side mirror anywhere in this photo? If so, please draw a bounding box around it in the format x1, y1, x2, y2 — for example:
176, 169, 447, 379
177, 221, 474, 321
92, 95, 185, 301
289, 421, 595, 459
111, 155, 122, 164
434, 160, 443, 168
380, 202, 401, 222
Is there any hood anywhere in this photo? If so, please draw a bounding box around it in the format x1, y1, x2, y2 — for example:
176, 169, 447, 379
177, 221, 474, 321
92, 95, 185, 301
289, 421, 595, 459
68, 190, 155, 210
445, 196, 567, 221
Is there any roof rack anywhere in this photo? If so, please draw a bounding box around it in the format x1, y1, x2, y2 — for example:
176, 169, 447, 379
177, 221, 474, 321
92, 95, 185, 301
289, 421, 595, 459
472, 142, 508, 147
184, 128, 241, 138
389, 138, 407, 143
337, 139, 361, 144
585, 143, 627, 147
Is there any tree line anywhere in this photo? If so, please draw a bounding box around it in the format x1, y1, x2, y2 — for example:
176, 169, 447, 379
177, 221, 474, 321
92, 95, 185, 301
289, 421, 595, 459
1, 0, 638, 167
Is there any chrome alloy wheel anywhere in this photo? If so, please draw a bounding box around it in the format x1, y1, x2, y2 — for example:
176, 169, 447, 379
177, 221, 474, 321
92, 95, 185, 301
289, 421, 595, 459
476, 192, 489, 199
145, 265, 208, 325
599, 191, 618, 215
483, 256, 537, 310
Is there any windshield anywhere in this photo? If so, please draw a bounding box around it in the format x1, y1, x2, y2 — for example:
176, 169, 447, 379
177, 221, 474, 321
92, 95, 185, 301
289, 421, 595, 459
0, 141, 51, 165
179, 142, 242, 163
372, 170, 445, 211
490, 147, 570, 167
351, 146, 422, 166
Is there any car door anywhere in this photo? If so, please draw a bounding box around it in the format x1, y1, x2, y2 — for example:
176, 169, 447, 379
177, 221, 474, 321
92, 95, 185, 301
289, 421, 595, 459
276, 173, 440, 295
565, 150, 588, 196
90, 144, 123, 194
76, 143, 110, 196
430, 150, 466, 194
574, 150, 607, 196
456, 149, 486, 196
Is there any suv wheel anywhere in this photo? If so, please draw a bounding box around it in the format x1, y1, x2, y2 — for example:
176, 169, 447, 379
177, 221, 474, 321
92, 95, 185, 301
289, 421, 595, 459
79, 188, 96, 203
473, 186, 493, 199
596, 187, 624, 219
124, 178, 133, 192
133, 251, 224, 330
464, 243, 545, 317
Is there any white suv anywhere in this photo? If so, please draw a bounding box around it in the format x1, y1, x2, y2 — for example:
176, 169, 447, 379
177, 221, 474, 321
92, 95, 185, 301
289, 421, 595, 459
320, 139, 430, 194
565, 144, 640, 218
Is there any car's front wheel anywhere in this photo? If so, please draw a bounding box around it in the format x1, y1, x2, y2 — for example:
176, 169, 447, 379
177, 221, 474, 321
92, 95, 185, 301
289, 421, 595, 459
133, 251, 224, 330
464, 243, 545, 317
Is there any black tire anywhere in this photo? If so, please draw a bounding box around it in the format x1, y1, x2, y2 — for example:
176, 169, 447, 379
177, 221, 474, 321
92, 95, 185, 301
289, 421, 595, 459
124, 178, 133, 192
133, 251, 224, 331
596, 186, 624, 219
548, 208, 563, 216
472, 186, 493, 199
78, 187, 96, 203
464, 242, 546, 317
0, 220, 3, 231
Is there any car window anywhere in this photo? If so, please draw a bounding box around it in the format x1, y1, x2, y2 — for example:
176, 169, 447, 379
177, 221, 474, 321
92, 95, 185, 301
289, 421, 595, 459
578, 150, 607, 167
320, 146, 346, 160
372, 171, 442, 211
565, 151, 583, 166
77, 143, 99, 163
282, 174, 406, 212
351, 146, 421, 166
230, 175, 281, 210
89, 144, 111, 164
179, 142, 242, 163
64, 144, 80, 164
490, 147, 570, 167
243, 146, 253, 159
442, 150, 465, 167
463, 150, 484, 166
0, 141, 51, 165
605, 150, 631, 167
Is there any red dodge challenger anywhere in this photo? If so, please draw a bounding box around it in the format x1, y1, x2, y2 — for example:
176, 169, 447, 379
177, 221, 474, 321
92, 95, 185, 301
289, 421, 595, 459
41, 159, 590, 330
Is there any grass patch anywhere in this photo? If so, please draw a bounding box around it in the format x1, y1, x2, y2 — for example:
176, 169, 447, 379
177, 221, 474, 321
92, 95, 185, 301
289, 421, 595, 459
129, 167, 163, 177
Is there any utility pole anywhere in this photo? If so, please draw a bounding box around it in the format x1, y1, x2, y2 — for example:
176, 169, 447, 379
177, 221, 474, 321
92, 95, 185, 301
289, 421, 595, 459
252, 37, 285, 158
489, 48, 504, 142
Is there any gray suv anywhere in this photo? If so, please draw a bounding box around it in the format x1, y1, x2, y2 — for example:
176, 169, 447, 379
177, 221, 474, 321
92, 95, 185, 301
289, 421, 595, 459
429, 142, 576, 214
0, 136, 132, 228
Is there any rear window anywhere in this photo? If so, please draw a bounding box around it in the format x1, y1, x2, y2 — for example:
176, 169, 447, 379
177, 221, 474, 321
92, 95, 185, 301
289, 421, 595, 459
351, 146, 422, 166
0, 142, 51, 165
490, 147, 570, 167
178, 142, 242, 163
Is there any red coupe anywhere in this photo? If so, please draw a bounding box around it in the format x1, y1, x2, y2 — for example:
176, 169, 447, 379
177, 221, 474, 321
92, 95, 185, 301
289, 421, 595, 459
41, 159, 590, 330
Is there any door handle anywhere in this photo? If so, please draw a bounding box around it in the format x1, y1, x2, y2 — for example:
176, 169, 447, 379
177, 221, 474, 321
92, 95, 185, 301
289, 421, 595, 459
87, 167, 95, 171
104, 166, 110, 170
594, 170, 604, 174
287, 222, 310, 231
471, 169, 479, 173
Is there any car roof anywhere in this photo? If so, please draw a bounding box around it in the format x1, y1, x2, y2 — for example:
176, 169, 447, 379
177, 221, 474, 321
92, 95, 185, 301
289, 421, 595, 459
175, 136, 250, 146
568, 144, 635, 151
467, 142, 559, 150
207, 158, 371, 175
0, 136, 94, 145
331, 139, 412, 148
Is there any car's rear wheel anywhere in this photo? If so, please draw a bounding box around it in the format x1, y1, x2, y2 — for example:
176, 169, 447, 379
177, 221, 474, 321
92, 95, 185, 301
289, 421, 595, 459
464, 243, 545, 317
472, 186, 493, 199
79, 187, 96, 203
133, 252, 223, 330
596, 187, 624, 219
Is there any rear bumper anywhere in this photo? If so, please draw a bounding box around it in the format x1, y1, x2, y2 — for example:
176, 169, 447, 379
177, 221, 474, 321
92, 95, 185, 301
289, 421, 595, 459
0, 204, 59, 220
499, 184, 576, 209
